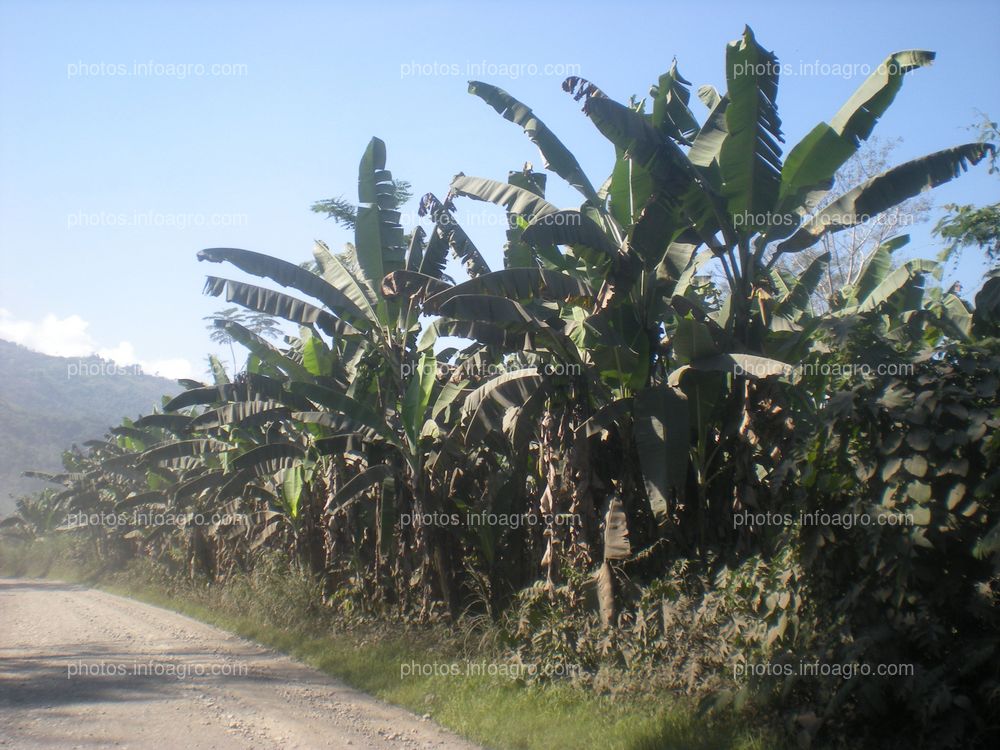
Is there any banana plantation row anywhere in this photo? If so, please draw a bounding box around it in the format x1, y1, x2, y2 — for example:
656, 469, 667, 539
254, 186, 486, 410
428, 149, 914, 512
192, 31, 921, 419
6, 29, 999, 747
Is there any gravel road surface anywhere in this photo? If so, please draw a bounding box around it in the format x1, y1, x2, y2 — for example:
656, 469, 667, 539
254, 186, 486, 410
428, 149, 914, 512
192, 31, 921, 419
0, 578, 481, 749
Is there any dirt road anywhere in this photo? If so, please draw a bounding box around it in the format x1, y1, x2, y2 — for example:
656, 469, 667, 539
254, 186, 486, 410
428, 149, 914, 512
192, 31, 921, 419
0, 579, 481, 749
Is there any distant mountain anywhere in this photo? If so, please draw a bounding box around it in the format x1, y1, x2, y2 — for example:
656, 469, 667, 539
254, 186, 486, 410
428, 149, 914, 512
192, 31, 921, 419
0, 339, 180, 514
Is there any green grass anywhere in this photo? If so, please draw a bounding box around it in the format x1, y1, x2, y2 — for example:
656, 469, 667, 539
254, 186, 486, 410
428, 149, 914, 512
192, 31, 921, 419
0, 539, 783, 750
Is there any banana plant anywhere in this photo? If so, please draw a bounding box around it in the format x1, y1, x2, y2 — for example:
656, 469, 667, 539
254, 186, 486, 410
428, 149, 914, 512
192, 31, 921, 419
191, 139, 498, 611
19, 29, 993, 635
425, 27, 994, 564
0, 489, 69, 541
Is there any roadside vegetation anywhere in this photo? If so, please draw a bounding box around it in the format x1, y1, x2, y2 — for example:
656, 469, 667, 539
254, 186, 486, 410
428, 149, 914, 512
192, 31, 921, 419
0, 538, 777, 750
3, 27, 998, 749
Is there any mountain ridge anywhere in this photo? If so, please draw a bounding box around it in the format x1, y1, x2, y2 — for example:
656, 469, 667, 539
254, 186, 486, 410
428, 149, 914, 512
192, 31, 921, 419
0, 339, 181, 514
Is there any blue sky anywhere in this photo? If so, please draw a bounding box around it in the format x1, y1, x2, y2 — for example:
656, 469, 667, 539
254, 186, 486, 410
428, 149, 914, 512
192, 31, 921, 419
1, 0, 998, 379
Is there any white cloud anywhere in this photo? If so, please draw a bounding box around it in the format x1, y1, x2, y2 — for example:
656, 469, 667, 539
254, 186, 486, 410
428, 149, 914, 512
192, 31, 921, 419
0, 308, 95, 357
97, 340, 193, 380
0, 309, 192, 380
96, 340, 136, 364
